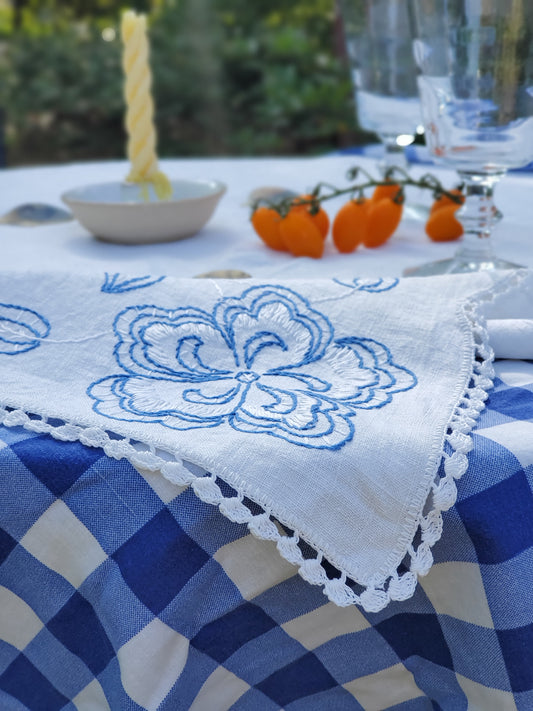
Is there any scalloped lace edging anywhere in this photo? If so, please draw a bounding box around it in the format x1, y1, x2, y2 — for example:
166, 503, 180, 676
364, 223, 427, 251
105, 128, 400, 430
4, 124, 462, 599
1, 270, 526, 613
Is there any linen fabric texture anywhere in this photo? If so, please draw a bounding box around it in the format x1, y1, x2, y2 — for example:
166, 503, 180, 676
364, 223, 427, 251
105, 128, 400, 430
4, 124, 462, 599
0, 269, 529, 611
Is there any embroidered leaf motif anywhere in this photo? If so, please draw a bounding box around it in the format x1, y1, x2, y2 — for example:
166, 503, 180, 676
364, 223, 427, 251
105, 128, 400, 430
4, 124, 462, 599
0, 304, 50, 355
333, 277, 399, 292
101, 273, 165, 294
88, 285, 417, 449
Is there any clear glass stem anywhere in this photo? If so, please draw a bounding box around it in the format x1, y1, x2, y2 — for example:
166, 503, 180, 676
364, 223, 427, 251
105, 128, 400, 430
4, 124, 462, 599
377, 132, 429, 222
377, 132, 413, 173
403, 169, 524, 277
453, 171, 504, 264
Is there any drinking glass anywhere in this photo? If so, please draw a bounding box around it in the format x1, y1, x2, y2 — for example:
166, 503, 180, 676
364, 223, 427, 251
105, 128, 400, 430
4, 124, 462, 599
405, 0, 533, 276
338, 0, 424, 173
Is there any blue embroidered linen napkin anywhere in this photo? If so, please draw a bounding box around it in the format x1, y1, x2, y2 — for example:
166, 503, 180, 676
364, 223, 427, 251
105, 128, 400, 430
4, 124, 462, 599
0, 269, 529, 611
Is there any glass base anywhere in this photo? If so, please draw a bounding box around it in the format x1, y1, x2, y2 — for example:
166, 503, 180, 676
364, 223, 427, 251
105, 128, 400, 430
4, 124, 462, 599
402, 202, 429, 222
403, 255, 524, 277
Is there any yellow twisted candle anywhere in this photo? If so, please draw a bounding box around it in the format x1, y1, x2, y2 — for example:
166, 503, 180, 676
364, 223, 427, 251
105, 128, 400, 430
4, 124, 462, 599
121, 9, 172, 200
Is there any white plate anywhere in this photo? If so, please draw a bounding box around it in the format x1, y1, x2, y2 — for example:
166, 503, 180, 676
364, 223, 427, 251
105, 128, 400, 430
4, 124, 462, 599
61, 178, 226, 244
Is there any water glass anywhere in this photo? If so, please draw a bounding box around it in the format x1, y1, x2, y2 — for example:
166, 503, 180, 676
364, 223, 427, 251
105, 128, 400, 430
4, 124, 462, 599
406, 0, 533, 275
338, 0, 424, 171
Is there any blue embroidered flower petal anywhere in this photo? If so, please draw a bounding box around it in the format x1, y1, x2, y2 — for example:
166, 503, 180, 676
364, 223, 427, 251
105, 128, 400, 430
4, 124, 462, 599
238, 383, 342, 435
242, 331, 287, 369
89, 376, 162, 425
114, 306, 235, 378
120, 376, 244, 421
0, 304, 50, 355
336, 338, 417, 409
88, 286, 417, 449
272, 346, 379, 400
215, 286, 333, 370
232, 392, 354, 449
232, 307, 314, 371
89, 376, 230, 429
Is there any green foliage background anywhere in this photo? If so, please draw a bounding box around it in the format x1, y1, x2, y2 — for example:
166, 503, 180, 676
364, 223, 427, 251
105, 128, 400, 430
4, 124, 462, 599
0, 0, 365, 166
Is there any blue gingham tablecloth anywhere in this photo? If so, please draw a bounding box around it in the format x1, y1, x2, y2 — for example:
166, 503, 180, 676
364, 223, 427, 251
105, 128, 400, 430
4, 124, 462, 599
0, 358, 532, 711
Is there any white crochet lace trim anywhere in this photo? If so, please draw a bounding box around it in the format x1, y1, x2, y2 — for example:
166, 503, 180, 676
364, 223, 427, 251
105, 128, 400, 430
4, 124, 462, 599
0, 271, 525, 612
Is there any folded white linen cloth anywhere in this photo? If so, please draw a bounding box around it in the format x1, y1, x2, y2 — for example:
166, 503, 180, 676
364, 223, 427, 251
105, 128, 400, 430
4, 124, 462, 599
483, 272, 533, 359
487, 319, 533, 360
0, 269, 530, 611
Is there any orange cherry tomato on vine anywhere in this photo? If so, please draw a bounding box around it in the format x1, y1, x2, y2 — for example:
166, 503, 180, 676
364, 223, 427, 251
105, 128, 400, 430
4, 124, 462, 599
430, 189, 465, 215
332, 198, 369, 253
425, 204, 463, 242
371, 182, 402, 203
279, 211, 324, 259
291, 194, 330, 238
364, 197, 403, 248
251, 206, 288, 252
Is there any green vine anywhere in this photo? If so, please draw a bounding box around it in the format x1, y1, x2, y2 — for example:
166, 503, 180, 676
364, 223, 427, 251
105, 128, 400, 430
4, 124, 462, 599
251, 166, 464, 217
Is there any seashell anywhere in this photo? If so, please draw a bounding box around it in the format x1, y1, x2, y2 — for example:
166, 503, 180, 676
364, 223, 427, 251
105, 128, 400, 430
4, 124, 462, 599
195, 269, 251, 279
0, 203, 72, 226
247, 186, 298, 207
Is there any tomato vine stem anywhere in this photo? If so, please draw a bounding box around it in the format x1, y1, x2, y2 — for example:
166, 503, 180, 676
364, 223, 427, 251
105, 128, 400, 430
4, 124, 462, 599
251, 165, 463, 217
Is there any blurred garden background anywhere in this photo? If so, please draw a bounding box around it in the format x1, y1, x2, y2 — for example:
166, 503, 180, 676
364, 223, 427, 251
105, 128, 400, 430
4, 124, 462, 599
0, 0, 373, 167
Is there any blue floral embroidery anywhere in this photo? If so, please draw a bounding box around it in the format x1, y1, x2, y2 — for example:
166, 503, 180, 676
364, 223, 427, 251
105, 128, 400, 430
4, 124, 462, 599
333, 277, 399, 292
102, 273, 165, 294
0, 304, 50, 355
88, 285, 416, 449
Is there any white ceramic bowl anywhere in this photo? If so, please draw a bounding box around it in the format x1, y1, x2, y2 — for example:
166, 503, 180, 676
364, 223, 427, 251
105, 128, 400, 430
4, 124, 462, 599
61, 178, 226, 244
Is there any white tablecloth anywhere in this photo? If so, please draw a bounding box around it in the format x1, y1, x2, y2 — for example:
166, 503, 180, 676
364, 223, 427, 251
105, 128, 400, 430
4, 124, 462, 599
1, 155, 531, 279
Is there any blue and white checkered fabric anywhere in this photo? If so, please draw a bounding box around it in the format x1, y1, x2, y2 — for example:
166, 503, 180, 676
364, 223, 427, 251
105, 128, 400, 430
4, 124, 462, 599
0, 358, 532, 711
